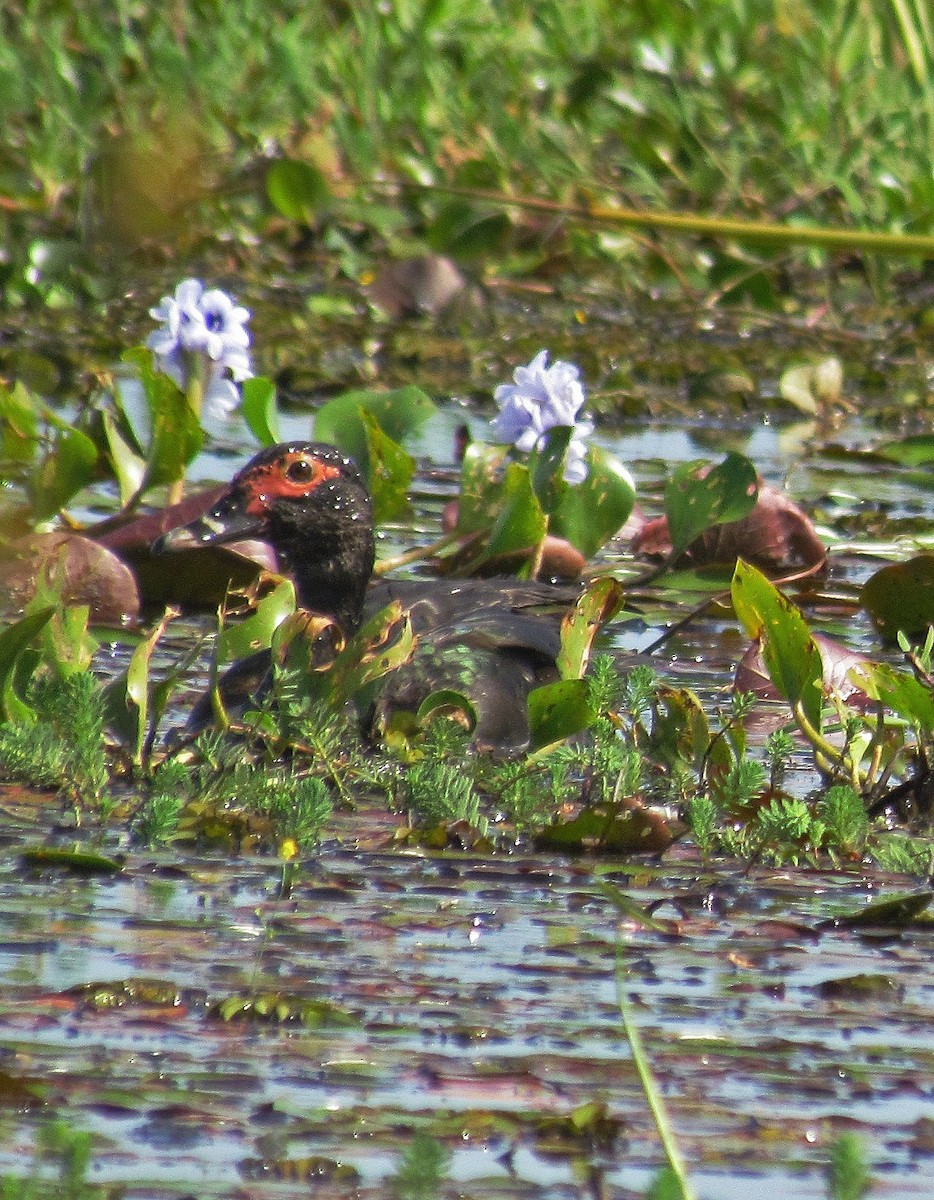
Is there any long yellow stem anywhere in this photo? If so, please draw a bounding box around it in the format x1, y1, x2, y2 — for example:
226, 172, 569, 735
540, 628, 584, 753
391, 181, 934, 257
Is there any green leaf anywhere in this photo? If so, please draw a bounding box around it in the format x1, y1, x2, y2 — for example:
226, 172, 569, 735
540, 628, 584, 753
861, 555, 934, 640
455, 442, 507, 535
552, 446, 636, 557
266, 159, 332, 223
557, 577, 625, 680
849, 660, 934, 729
0, 607, 54, 723
416, 689, 477, 732
426, 201, 511, 259
731, 558, 823, 732
218, 578, 297, 663
471, 461, 546, 574
528, 677, 592, 750
241, 376, 281, 447
143, 376, 204, 490
528, 425, 572, 514
102, 410, 146, 505
20, 846, 123, 873
0, 380, 40, 462
360, 409, 414, 524
665, 452, 758, 557
30, 427, 98, 520
313, 386, 435, 470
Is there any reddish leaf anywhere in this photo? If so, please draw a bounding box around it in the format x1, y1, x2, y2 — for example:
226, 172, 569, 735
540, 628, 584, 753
631, 483, 826, 575
0, 532, 140, 623
735, 631, 874, 710
93, 485, 278, 610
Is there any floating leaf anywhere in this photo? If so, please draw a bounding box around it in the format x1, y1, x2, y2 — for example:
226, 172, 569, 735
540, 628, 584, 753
21, 846, 123, 873
665, 452, 759, 558
731, 558, 823, 732
469, 462, 546, 575
536, 803, 675, 854
826, 890, 933, 929
861, 555, 934, 639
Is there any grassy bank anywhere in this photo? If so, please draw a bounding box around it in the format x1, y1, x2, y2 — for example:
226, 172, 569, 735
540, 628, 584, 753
1, 0, 933, 307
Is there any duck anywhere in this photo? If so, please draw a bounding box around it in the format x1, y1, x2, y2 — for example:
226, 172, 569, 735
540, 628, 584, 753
155, 440, 600, 753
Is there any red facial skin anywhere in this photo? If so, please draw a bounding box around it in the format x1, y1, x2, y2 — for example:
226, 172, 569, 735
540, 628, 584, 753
241, 450, 342, 518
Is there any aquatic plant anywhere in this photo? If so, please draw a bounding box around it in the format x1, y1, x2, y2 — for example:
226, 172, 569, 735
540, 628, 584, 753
147, 277, 253, 419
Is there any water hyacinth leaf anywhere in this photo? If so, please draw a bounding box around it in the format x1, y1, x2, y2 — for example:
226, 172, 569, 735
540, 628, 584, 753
218, 578, 296, 663
360, 409, 414, 524
861, 555, 934, 639
266, 159, 332, 224
313, 386, 435, 470
528, 677, 592, 750
552, 446, 636, 557
241, 376, 281, 447
30, 427, 98, 520
529, 424, 572, 513
472, 462, 547, 574
665, 452, 758, 558
0, 606, 54, 723
731, 558, 823, 733
455, 442, 507, 535
0, 380, 40, 461
140, 369, 204, 489
557, 577, 625, 681
849, 661, 934, 729
102, 410, 146, 505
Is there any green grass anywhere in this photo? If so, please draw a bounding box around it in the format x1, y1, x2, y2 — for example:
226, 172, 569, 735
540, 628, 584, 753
1, 0, 933, 306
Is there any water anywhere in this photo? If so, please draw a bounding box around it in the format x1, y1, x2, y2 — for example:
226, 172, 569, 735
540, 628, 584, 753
2, 292, 934, 1196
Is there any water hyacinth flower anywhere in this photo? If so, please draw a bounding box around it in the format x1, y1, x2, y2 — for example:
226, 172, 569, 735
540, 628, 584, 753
147, 278, 252, 418
491, 350, 594, 484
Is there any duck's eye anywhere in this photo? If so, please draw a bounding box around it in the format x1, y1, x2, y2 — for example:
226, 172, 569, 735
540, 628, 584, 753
286, 457, 315, 484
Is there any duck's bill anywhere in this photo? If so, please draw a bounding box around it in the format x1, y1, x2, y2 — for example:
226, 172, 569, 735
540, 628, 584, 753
153, 493, 263, 553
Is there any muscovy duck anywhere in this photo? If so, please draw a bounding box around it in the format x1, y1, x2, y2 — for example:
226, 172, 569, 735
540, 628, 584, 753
156, 441, 599, 752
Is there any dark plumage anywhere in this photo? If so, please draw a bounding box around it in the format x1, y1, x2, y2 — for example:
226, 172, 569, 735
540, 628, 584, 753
156, 441, 590, 752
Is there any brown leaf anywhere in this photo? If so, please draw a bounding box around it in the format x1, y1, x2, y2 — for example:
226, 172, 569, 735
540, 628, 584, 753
0, 532, 140, 624
631, 483, 826, 575
735, 631, 875, 709
367, 253, 466, 318
93, 486, 278, 610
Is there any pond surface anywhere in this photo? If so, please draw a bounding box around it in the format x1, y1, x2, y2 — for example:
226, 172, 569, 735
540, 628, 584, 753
0, 826, 932, 1199
3, 285, 934, 1196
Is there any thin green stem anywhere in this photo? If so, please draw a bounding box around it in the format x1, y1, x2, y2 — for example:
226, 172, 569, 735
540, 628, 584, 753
615, 958, 697, 1200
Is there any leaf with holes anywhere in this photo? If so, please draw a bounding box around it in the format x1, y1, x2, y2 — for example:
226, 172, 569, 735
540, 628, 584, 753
665, 452, 758, 558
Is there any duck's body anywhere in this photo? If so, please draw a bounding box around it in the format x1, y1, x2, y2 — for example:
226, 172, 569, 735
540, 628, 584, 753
157, 441, 586, 751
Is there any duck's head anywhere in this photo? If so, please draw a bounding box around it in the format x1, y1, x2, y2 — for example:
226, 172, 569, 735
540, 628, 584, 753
155, 441, 375, 632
